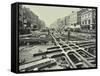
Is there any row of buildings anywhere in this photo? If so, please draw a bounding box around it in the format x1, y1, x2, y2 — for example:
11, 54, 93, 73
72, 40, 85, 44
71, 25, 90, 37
19, 5, 46, 34
50, 8, 96, 31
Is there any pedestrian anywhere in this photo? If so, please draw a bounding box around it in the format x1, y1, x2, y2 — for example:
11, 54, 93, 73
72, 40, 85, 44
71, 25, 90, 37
68, 28, 71, 42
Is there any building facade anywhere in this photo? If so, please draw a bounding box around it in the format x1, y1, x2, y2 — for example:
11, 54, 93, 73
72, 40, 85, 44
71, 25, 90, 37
64, 16, 70, 26
69, 11, 77, 27
50, 8, 96, 32
19, 5, 46, 34
77, 9, 82, 25
80, 8, 96, 30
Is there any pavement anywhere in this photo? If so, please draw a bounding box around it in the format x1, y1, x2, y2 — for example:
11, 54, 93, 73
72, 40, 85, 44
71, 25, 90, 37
19, 44, 54, 64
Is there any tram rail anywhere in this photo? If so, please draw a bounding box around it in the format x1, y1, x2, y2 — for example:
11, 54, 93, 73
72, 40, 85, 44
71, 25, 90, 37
50, 32, 96, 68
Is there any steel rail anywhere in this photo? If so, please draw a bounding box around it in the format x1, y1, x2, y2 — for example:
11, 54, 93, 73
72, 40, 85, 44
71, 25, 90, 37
50, 33, 77, 68
60, 39, 95, 67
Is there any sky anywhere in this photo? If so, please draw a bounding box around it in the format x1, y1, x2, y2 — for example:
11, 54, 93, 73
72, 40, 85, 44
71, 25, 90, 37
23, 5, 80, 27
